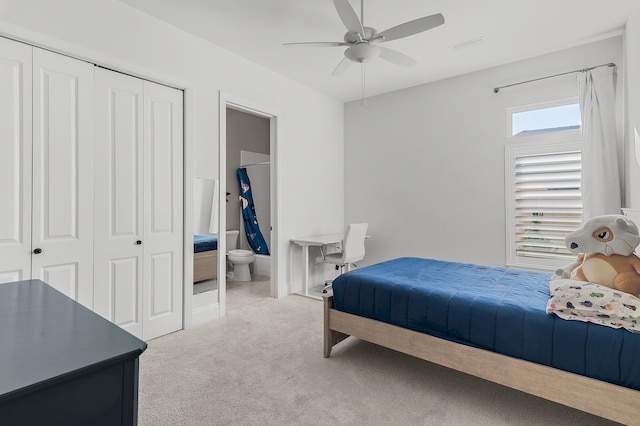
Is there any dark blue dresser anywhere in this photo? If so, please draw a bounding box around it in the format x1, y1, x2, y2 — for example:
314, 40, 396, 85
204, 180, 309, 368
0, 279, 147, 425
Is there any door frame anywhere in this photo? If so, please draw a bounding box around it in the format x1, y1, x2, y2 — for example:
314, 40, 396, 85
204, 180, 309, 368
219, 92, 280, 316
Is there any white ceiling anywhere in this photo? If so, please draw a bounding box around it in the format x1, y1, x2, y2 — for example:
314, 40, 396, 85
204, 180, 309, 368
117, 0, 632, 102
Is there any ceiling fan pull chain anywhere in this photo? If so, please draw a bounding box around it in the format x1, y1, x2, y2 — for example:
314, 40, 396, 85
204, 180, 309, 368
361, 62, 367, 106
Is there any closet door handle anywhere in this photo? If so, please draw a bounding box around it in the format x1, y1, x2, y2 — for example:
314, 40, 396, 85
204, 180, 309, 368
136, 240, 142, 245
33, 248, 43, 254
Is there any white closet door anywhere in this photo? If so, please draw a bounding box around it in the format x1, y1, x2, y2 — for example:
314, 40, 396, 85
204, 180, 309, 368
0, 38, 32, 284
31, 48, 94, 307
93, 68, 144, 338
142, 80, 183, 341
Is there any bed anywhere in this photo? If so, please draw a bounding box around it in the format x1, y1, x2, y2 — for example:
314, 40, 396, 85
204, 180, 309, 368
193, 235, 218, 282
323, 257, 640, 424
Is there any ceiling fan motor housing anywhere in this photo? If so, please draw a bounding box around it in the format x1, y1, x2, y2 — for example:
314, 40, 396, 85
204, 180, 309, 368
343, 27, 378, 44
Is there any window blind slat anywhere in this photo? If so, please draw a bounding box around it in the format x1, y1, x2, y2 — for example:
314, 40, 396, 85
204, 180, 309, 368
512, 148, 582, 260
516, 152, 581, 165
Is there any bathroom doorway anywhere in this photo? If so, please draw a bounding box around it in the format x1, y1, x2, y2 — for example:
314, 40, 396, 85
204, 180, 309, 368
219, 94, 278, 316
226, 112, 270, 255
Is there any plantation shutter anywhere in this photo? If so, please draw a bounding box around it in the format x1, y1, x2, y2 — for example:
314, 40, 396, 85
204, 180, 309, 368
513, 149, 583, 260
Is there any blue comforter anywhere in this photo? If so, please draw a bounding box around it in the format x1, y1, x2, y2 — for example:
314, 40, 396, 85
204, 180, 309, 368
331, 257, 640, 391
194, 235, 218, 253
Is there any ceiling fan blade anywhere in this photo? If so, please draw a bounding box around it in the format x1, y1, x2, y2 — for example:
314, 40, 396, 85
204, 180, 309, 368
378, 46, 417, 67
283, 42, 347, 47
332, 57, 352, 76
333, 0, 364, 36
376, 13, 444, 43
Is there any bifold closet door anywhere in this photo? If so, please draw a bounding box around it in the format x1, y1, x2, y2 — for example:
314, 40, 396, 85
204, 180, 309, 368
94, 68, 183, 341
142, 80, 184, 341
0, 38, 32, 284
31, 48, 95, 307
0, 40, 94, 305
93, 68, 145, 338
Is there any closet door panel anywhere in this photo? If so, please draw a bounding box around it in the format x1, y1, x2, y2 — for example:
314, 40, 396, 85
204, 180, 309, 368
93, 68, 144, 339
32, 48, 94, 307
143, 81, 183, 341
0, 38, 32, 284
111, 257, 141, 329
42, 263, 79, 298
148, 252, 173, 315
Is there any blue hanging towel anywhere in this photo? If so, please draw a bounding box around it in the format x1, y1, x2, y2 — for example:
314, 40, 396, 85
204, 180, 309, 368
236, 167, 270, 255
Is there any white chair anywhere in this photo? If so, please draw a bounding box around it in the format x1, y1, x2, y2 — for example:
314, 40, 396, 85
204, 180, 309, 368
320, 223, 368, 293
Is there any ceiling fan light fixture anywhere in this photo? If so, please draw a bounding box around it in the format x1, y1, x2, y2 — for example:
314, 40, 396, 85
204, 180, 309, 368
345, 43, 381, 63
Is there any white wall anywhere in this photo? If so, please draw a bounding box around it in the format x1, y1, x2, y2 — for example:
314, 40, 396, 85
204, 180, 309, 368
345, 36, 624, 269
625, 4, 640, 208
0, 0, 344, 297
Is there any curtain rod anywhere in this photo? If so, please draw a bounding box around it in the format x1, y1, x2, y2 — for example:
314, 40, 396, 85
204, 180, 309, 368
240, 161, 270, 167
493, 62, 616, 94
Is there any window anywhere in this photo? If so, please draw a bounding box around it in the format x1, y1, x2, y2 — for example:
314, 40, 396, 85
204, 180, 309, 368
511, 103, 581, 137
505, 98, 582, 270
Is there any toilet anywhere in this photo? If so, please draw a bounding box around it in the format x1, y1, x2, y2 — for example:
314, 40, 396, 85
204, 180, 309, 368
226, 230, 255, 282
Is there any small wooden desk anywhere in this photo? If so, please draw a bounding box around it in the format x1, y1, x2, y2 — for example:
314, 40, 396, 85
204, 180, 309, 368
0, 279, 147, 426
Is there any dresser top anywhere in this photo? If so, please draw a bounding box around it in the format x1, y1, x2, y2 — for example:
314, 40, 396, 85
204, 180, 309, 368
0, 279, 147, 401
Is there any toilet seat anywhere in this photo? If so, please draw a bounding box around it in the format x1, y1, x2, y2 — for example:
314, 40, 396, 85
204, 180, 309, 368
228, 249, 254, 258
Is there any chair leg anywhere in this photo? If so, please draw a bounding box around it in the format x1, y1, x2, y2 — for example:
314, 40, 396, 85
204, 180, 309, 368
323, 264, 347, 293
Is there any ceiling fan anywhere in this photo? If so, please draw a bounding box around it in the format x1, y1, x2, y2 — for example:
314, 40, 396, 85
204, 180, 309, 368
284, 0, 444, 101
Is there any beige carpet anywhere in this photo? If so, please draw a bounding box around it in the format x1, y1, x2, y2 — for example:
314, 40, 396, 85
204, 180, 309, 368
138, 281, 618, 426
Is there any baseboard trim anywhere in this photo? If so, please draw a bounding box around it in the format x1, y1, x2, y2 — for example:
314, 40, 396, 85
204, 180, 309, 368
192, 303, 220, 326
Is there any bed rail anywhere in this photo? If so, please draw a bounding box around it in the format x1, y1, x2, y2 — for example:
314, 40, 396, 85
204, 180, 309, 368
323, 293, 640, 425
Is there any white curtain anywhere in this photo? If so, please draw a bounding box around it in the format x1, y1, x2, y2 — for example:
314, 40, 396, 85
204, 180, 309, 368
209, 178, 219, 234
192, 178, 219, 235
579, 66, 621, 220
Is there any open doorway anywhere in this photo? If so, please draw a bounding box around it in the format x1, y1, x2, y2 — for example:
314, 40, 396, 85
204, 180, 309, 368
225, 108, 271, 309
218, 95, 278, 316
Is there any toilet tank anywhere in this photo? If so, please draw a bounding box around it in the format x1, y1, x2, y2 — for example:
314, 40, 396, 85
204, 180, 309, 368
225, 230, 240, 251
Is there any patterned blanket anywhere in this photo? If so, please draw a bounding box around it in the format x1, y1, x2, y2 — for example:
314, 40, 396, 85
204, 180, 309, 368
547, 278, 640, 332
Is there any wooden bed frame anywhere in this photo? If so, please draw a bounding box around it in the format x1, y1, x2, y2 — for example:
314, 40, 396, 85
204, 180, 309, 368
323, 293, 639, 425
193, 250, 218, 282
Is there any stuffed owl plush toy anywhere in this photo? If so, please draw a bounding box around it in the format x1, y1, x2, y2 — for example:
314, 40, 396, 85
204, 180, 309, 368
555, 215, 640, 295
